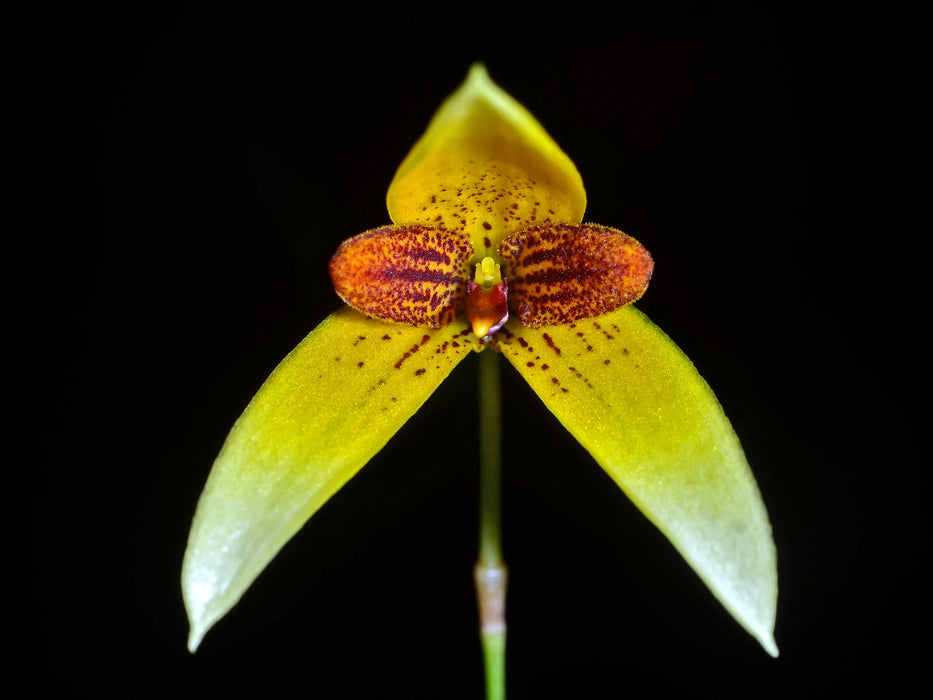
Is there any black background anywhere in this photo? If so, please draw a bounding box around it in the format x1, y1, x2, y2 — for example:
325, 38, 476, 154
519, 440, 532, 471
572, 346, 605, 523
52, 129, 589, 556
32, 2, 921, 697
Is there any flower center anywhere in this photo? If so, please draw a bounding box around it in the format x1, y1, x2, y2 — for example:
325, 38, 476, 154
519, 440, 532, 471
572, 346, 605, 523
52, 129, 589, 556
466, 257, 509, 339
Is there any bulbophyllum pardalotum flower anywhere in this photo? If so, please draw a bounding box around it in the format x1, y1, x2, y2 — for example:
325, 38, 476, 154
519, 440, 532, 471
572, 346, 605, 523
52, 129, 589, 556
182, 64, 778, 658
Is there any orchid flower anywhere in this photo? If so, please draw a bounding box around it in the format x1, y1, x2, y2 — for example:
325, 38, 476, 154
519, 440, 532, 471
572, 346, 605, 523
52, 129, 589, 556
182, 64, 778, 672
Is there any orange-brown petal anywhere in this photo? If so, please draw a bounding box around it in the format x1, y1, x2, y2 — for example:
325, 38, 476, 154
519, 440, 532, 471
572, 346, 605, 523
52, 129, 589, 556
329, 225, 473, 327
499, 223, 653, 327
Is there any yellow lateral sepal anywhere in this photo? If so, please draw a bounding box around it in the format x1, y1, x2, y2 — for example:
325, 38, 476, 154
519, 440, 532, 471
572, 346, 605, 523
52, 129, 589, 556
493, 306, 778, 655
182, 308, 476, 651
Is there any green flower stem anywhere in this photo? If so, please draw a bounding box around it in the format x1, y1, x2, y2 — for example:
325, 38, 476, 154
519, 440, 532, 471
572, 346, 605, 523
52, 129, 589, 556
476, 347, 507, 700
478, 347, 503, 567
